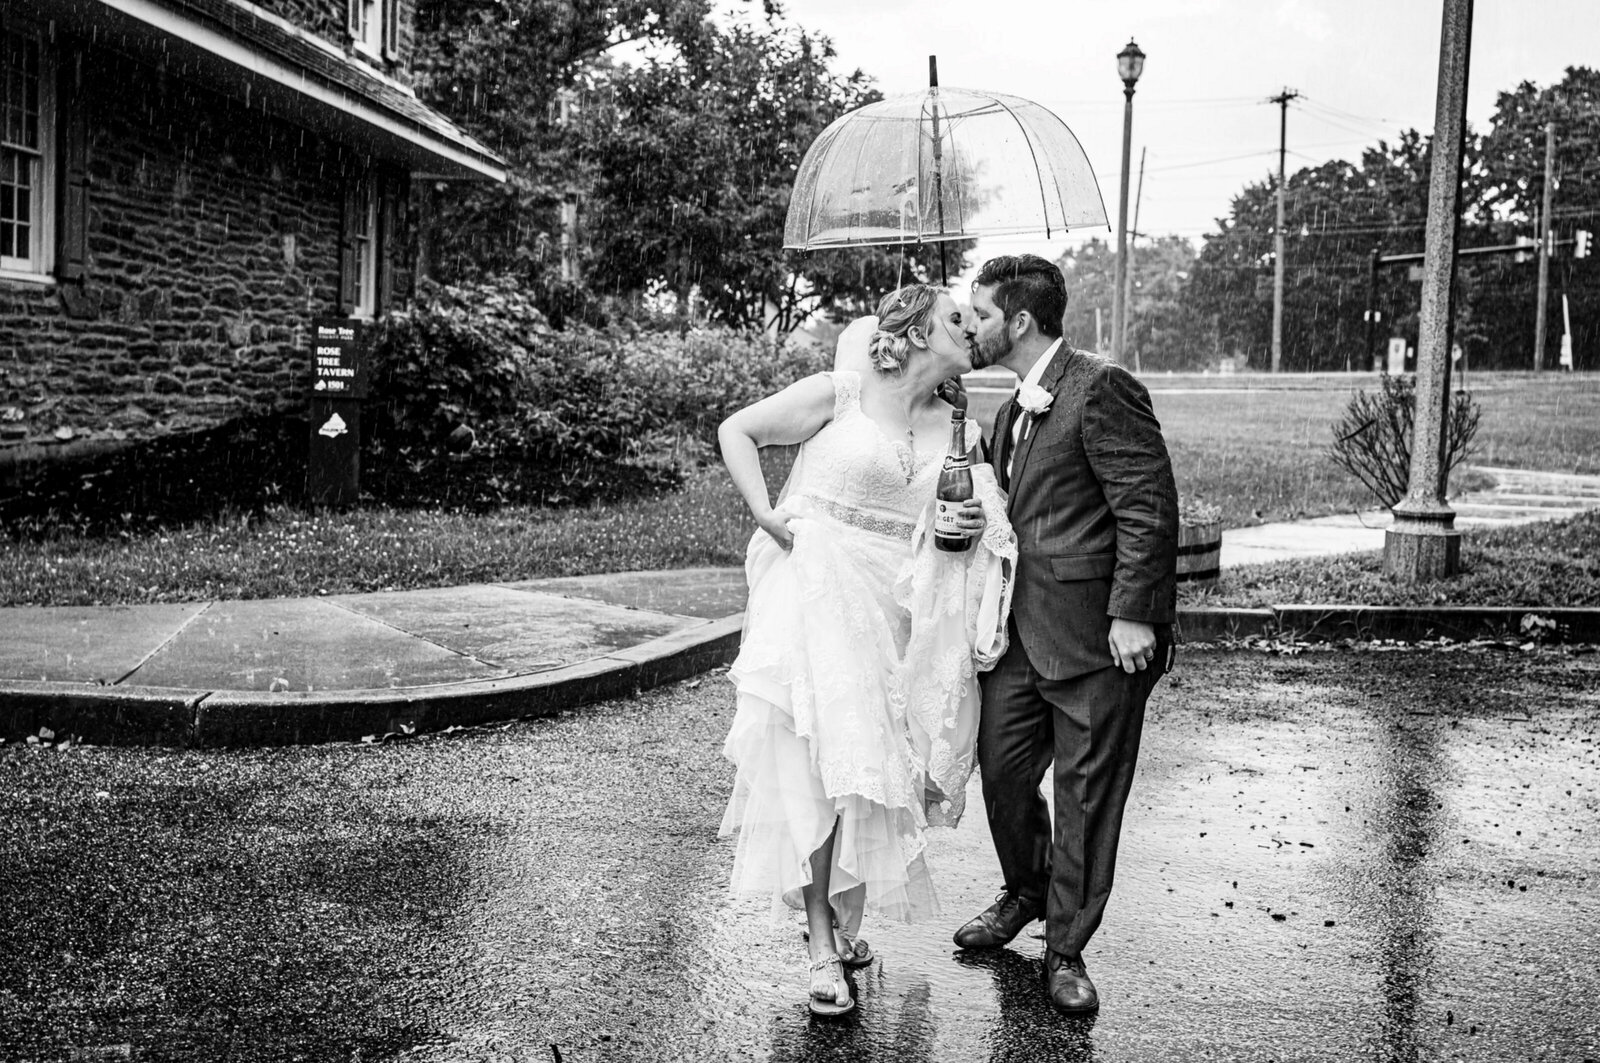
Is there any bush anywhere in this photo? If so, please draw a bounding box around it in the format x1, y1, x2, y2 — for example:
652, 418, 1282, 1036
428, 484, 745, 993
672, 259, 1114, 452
364, 277, 824, 507
1327, 373, 1481, 509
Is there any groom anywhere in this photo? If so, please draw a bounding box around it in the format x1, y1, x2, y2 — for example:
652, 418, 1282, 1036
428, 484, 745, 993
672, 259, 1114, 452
957, 254, 1178, 1013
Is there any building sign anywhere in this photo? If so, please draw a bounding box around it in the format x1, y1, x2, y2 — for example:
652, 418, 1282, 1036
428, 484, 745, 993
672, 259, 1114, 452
310, 319, 369, 398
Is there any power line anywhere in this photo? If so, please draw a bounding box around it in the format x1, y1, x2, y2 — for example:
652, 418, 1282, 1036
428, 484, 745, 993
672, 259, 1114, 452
1297, 95, 1400, 130
1036, 95, 1261, 109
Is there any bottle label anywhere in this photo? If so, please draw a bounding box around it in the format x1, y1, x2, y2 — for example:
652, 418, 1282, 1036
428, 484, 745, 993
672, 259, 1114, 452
934, 499, 965, 537
941, 453, 969, 472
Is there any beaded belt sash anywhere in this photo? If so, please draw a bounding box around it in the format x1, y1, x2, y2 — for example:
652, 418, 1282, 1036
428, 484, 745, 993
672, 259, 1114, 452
806, 496, 916, 542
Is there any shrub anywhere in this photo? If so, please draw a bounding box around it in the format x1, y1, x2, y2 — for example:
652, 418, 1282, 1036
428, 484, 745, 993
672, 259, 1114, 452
1327, 373, 1481, 509
363, 277, 825, 506
366, 276, 552, 451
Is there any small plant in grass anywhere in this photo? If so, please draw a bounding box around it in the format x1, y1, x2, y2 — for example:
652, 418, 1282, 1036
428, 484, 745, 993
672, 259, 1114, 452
1327, 373, 1481, 508
1179, 497, 1222, 528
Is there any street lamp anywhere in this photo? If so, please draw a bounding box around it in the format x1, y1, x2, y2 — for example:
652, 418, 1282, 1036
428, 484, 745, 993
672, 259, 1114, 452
1111, 38, 1144, 367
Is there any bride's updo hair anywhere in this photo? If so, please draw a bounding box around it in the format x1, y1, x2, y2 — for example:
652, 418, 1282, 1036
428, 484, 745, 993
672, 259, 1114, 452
867, 284, 943, 374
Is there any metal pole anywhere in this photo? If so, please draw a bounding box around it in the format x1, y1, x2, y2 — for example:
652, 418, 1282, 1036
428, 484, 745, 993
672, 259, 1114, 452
1363, 246, 1380, 372
1533, 121, 1555, 371
929, 55, 948, 285
1384, 0, 1472, 582
1121, 146, 1146, 370
1112, 85, 1136, 366
1270, 89, 1297, 373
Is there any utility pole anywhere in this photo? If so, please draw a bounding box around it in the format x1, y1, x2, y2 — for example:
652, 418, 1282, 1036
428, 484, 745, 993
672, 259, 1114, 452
1363, 246, 1381, 372
1270, 88, 1298, 373
1121, 146, 1146, 371
1533, 121, 1555, 371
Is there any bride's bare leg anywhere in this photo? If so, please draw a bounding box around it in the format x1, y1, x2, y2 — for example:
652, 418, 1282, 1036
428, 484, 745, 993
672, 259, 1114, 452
802, 818, 840, 961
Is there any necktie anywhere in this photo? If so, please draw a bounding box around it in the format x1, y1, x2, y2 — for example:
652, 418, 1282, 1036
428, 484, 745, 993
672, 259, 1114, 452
998, 392, 1022, 490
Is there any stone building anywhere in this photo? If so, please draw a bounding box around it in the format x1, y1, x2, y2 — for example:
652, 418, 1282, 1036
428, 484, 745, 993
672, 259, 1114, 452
0, 0, 505, 468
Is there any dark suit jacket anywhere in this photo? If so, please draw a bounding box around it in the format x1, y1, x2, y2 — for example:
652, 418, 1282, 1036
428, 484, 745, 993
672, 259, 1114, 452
994, 346, 1179, 681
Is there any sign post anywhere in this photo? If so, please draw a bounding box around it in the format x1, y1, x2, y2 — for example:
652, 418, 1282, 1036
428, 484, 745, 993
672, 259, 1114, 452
306, 318, 368, 508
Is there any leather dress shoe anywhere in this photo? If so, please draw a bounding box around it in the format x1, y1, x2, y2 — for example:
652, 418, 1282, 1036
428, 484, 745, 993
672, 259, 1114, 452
952, 890, 1043, 950
1045, 950, 1099, 1013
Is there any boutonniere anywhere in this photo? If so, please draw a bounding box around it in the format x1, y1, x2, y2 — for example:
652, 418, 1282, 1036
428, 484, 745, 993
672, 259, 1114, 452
1015, 382, 1053, 442
1016, 381, 1054, 416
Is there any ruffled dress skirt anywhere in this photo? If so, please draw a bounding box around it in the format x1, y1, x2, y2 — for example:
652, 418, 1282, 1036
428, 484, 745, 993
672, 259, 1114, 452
719, 498, 939, 928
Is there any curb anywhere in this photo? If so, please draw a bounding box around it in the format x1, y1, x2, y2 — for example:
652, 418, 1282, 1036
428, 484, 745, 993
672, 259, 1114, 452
6, 604, 1598, 749
1179, 605, 1600, 645
2, 615, 744, 748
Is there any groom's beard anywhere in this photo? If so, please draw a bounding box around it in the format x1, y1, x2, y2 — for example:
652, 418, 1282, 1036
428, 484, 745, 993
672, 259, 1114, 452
971, 329, 1010, 370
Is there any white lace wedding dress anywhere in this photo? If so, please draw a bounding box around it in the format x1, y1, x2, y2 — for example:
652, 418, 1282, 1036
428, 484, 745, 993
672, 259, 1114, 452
719, 370, 1016, 928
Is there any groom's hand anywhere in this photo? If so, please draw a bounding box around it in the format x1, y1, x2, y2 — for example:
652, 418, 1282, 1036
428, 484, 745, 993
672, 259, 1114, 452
1108, 618, 1157, 674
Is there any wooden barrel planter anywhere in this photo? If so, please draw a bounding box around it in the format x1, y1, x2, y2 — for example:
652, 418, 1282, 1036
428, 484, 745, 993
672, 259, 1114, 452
1177, 519, 1222, 589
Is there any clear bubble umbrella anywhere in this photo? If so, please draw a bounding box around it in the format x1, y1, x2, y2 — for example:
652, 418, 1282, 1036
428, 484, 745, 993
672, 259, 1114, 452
784, 65, 1109, 279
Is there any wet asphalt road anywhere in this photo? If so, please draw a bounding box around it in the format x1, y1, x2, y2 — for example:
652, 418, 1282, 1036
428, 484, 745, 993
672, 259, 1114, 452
2, 645, 1598, 1063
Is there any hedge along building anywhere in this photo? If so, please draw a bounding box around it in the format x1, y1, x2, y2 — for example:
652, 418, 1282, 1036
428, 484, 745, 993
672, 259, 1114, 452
0, 0, 506, 472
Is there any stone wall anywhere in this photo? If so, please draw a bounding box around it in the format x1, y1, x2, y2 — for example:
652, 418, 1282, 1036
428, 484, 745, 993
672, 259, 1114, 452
0, 50, 351, 463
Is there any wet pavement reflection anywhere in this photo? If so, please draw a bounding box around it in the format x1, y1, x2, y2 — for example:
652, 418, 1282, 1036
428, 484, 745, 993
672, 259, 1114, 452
1, 645, 1597, 1062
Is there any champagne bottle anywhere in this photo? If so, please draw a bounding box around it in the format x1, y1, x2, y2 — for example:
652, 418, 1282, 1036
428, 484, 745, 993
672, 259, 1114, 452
934, 405, 975, 553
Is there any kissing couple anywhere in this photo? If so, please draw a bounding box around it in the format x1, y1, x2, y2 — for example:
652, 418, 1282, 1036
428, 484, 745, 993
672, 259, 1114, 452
716, 254, 1180, 1017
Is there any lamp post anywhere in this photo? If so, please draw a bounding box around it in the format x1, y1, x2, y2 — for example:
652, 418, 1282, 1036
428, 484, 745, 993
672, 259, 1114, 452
1111, 37, 1144, 367
1383, 0, 1472, 581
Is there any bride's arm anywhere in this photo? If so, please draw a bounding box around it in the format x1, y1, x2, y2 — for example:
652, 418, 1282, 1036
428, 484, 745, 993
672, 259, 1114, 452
718, 373, 836, 549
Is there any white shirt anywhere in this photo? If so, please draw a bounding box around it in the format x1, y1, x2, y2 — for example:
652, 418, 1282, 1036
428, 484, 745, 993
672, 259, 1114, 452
1008, 338, 1064, 478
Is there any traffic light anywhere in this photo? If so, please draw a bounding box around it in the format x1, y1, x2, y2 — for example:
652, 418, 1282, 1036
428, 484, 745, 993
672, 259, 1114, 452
1577, 229, 1593, 259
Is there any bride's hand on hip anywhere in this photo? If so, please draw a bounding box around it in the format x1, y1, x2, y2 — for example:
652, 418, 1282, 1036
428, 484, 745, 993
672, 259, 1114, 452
758, 507, 797, 550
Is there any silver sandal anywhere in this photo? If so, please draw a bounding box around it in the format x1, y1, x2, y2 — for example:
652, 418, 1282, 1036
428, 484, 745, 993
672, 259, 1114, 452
808, 953, 854, 1016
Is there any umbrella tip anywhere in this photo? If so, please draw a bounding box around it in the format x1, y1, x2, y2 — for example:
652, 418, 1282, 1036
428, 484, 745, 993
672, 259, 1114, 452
928, 55, 939, 88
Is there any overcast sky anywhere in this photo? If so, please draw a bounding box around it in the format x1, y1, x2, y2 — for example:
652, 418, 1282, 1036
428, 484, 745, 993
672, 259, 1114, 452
725, 0, 1599, 272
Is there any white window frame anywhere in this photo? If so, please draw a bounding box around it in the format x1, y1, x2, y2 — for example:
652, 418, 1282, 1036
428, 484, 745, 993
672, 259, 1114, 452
351, 0, 383, 59
351, 170, 378, 319
0, 21, 55, 284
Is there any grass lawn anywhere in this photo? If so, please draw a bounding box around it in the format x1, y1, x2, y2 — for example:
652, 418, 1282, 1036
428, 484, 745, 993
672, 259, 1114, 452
3, 372, 1598, 608
1148, 372, 1600, 527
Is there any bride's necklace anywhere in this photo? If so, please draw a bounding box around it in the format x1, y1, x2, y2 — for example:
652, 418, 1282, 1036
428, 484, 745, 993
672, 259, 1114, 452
892, 401, 919, 481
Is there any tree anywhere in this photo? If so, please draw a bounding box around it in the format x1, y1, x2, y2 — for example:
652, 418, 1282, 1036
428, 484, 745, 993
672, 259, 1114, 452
579, 21, 965, 333
1477, 66, 1600, 370
1057, 236, 1207, 369
410, 0, 723, 288
1184, 131, 1504, 372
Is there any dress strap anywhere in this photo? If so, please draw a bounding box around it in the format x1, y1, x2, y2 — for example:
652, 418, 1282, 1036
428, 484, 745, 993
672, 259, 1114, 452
828, 370, 863, 419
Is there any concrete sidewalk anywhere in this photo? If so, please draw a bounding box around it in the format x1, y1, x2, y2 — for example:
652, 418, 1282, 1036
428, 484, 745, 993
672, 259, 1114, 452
3, 465, 1597, 746
1221, 465, 1600, 567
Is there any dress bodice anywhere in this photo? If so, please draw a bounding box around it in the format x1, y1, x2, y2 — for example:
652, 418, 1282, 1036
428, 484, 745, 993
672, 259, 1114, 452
785, 371, 976, 529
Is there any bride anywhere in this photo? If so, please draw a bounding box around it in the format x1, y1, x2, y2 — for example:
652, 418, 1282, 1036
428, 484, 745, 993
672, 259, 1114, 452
716, 283, 1016, 1016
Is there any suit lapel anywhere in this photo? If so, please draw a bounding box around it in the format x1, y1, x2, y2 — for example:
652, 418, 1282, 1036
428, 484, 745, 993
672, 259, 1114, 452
1006, 346, 1074, 510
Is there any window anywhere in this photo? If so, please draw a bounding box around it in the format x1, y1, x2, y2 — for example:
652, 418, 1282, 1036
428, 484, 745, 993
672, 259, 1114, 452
350, 0, 379, 54
347, 0, 399, 61
340, 167, 407, 319
0, 24, 53, 279
351, 171, 377, 318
